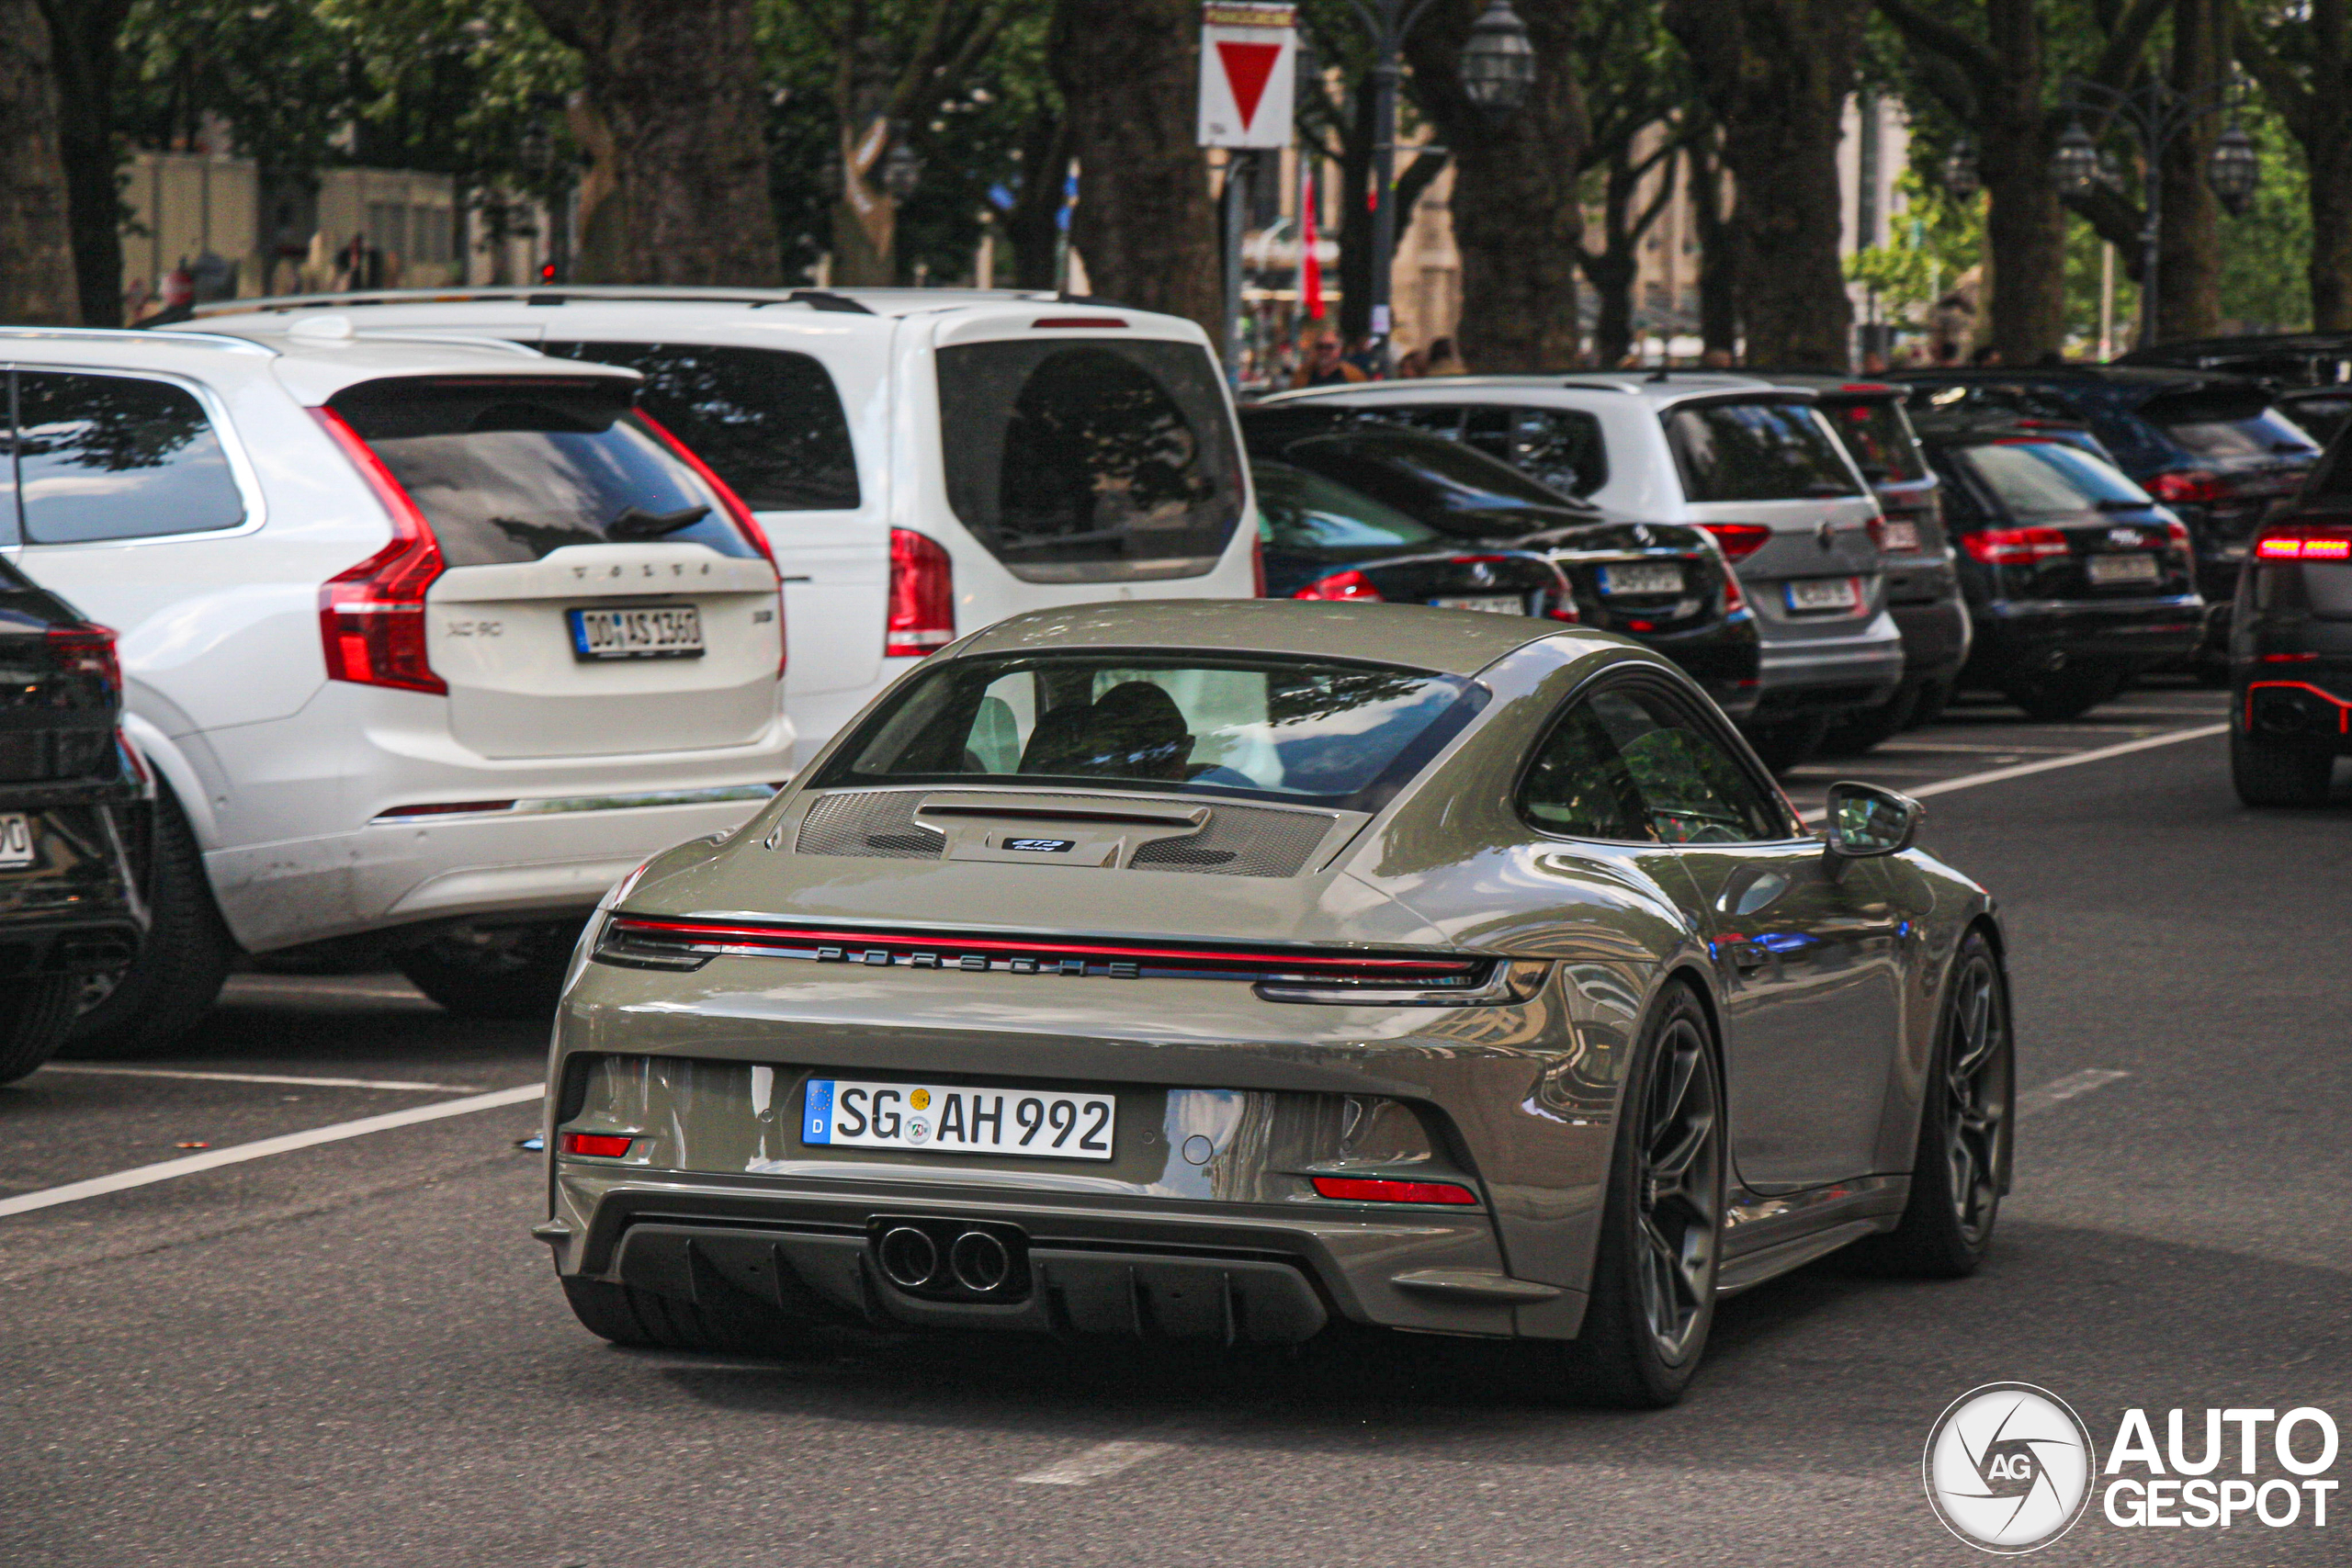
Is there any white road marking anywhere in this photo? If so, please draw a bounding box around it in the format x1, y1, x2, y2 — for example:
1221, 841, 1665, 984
1868, 740, 2080, 755
2017, 1068, 2132, 1118
0, 1083, 542, 1220
38, 1065, 474, 1092
1802, 722, 2227, 821
1014, 1440, 1175, 1485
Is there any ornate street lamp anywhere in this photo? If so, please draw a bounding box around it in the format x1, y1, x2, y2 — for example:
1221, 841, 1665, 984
1459, 0, 1537, 116
1941, 136, 1981, 199
2209, 122, 2261, 217
2051, 120, 2101, 200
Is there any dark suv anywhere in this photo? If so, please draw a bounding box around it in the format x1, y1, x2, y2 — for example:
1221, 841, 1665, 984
0, 556, 146, 1083
2230, 436, 2352, 806
1887, 367, 2321, 660
1913, 414, 2206, 718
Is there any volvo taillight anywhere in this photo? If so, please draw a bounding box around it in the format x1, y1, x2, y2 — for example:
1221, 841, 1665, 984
632, 410, 786, 676
1960, 526, 2071, 566
887, 528, 956, 657
311, 408, 447, 695
1292, 570, 1382, 602
1698, 523, 1772, 561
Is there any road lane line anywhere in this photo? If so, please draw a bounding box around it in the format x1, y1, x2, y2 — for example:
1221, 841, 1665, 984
1801, 722, 2227, 820
1015, 1440, 1175, 1485
37, 1066, 475, 1092
2018, 1068, 2131, 1118
0, 1083, 543, 1220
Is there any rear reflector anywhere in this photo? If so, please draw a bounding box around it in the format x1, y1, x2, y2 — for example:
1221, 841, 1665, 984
1698, 522, 1772, 562
1309, 1176, 1478, 1205
559, 1132, 635, 1157
376, 799, 517, 818
887, 528, 956, 656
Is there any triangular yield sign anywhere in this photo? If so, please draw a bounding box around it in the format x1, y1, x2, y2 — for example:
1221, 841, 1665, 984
1216, 40, 1283, 131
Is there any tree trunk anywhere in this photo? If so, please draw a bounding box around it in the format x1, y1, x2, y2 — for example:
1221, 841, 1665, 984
1335, 80, 1377, 343
1667, 0, 1860, 368
32, 0, 128, 326
1403, 0, 1588, 372
1972, 0, 2066, 362
2157, 0, 2224, 340
1687, 132, 1741, 355
1006, 107, 1069, 291
2312, 91, 2352, 328
524, 0, 781, 287
1051, 0, 1220, 333
0, 0, 79, 324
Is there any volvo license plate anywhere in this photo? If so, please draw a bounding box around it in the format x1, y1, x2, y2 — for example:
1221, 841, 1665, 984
1598, 562, 1685, 596
804, 1078, 1116, 1161
0, 813, 31, 870
569, 604, 705, 660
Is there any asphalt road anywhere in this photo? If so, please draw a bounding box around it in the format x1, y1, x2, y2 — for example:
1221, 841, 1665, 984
5, 681, 2346, 1568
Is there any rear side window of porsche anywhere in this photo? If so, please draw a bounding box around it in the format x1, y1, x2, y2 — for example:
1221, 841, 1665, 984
935, 339, 1245, 582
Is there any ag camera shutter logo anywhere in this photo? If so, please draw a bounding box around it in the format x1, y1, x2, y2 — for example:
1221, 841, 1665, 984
1924, 1383, 2097, 1553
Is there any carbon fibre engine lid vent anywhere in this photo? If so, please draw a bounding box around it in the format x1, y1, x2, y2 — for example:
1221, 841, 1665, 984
796, 791, 946, 859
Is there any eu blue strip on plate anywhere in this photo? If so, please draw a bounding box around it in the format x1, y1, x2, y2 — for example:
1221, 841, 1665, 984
805, 1078, 835, 1145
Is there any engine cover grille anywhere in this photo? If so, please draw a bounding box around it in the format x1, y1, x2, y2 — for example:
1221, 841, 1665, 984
796, 792, 946, 860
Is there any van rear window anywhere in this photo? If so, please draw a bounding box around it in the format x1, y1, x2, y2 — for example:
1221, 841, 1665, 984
936, 339, 1244, 582
328, 377, 759, 568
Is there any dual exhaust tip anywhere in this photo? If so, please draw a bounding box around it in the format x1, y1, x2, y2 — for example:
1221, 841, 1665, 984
877, 1224, 1014, 1295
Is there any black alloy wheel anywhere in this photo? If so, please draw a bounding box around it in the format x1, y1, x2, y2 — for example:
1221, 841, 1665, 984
2231, 728, 2336, 807
63, 784, 238, 1059
1568, 984, 1724, 1407
1857, 930, 2014, 1277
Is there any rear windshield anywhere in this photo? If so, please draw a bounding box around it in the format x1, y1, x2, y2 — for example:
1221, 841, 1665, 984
1251, 462, 1440, 552
1958, 441, 2150, 519
2281, 394, 2352, 448
1664, 400, 1863, 502
819, 652, 1486, 811
1821, 399, 1927, 482
329, 377, 757, 568
936, 339, 1245, 583
1277, 431, 1579, 537
2143, 392, 2322, 463
543, 341, 859, 511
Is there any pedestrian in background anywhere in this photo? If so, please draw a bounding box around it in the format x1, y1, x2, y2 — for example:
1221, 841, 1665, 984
1423, 335, 1466, 376
1396, 347, 1428, 378
1293, 333, 1368, 388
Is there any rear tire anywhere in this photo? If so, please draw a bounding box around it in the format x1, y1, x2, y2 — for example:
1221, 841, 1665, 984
560, 1275, 793, 1354
2002, 667, 2124, 721
62, 788, 237, 1059
0, 975, 81, 1085
1564, 984, 1724, 1408
1852, 931, 2013, 1279
1740, 715, 1830, 773
397, 919, 584, 1019
2231, 729, 2335, 807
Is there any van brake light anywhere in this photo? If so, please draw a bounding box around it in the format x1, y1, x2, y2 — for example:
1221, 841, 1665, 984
887, 529, 956, 657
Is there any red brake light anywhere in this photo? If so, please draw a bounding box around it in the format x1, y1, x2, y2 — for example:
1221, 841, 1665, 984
44, 624, 120, 694
558, 1133, 634, 1157
1699, 523, 1772, 562
1866, 513, 1887, 553
1291, 570, 1383, 602
2147, 469, 2228, 505
311, 407, 447, 694
1960, 525, 2071, 566
1032, 317, 1128, 329
630, 410, 786, 676
1721, 570, 1746, 614
2256, 524, 2352, 560
887, 528, 956, 657
1309, 1176, 1478, 1205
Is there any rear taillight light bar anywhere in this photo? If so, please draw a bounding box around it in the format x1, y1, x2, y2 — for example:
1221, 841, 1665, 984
2256, 525, 2352, 560
886, 528, 956, 656
311, 407, 448, 695
593, 915, 1548, 1006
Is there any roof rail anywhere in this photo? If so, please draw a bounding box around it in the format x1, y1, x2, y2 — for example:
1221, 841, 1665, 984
190, 284, 832, 317
0, 324, 274, 354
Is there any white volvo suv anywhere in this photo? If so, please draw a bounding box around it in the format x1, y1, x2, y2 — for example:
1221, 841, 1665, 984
0, 324, 794, 1051
196, 288, 1265, 761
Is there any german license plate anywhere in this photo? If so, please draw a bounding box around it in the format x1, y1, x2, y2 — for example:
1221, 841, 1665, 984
0, 813, 30, 870
568, 604, 704, 660
2087, 553, 2162, 585
803, 1078, 1115, 1161
1880, 520, 1921, 553
1430, 595, 1526, 615
1597, 562, 1685, 596
1784, 577, 1862, 613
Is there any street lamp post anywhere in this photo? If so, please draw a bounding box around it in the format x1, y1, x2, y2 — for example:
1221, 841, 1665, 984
1335, 0, 1534, 363
2052, 78, 2257, 349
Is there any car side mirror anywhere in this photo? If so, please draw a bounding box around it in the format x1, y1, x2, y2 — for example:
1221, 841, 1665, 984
1822, 782, 1922, 877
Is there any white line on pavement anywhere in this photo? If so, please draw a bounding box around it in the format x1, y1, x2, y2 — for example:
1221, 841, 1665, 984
37, 1065, 475, 1092
1801, 723, 2227, 821
1015, 1440, 1175, 1485
2018, 1068, 2132, 1118
0, 1083, 543, 1220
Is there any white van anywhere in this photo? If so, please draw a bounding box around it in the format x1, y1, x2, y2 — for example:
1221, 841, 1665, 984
197, 288, 1265, 761
0, 325, 794, 1049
